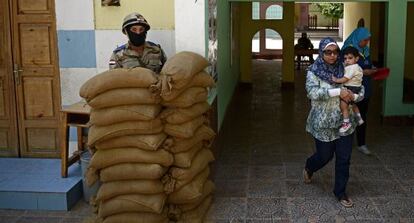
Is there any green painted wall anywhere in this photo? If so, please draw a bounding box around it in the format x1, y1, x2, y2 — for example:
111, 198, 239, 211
217, 2, 241, 128
384, 0, 414, 114
405, 2, 414, 81
239, 3, 295, 83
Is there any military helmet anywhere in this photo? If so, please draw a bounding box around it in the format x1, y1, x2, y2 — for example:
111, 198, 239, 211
122, 12, 150, 33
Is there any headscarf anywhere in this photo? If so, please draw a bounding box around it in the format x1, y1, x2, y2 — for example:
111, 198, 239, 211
308, 37, 344, 84
342, 27, 371, 58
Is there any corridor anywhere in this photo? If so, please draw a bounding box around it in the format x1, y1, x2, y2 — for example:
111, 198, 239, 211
205, 59, 414, 222
0, 60, 413, 223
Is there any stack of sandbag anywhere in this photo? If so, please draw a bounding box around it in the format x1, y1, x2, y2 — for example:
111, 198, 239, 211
79, 67, 172, 223
158, 51, 216, 222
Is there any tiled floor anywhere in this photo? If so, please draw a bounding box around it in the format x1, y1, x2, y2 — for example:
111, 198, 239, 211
205, 60, 414, 223
0, 59, 413, 222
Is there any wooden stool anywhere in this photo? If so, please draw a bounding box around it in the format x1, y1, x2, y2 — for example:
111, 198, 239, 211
60, 101, 91, 178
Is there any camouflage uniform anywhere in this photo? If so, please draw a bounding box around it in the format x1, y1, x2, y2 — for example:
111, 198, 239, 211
109, 41, 167, 73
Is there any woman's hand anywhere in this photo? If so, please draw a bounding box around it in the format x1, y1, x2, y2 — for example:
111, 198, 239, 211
363, 68, 378, 76
339, 89, 352, 103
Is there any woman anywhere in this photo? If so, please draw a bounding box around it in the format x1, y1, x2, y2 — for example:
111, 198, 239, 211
303, 37, 365, 208
342, 27, 377, 155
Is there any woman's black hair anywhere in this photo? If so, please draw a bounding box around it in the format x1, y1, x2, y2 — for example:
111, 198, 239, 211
342, 46, 360, 57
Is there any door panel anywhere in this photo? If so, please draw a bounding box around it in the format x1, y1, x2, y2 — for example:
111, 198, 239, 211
20, 24, 52, 65
12, 0, 61, 157
26, 128, 57, 150
23, 77, 55, 119
17, 0, 50, 13
0, 0, 19, 156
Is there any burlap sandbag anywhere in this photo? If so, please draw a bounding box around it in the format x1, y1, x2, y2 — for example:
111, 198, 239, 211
90, 105, 162, 126
96, 180, 165, 202
160, 51, 208, 90
160, 102, 210, 124
163, 125, 216, 153
161, 71, 215, 101
100, 163, 167, 182
89, 148, 173, 170
173, 142, 203, 168
95, 133, 167, 151
168, 181, 215, 221
161, 87, 207, 108
88, 88, 161, 109
168, 167, 209, 204
88, 119, 163, 146
98, 193, 166, 218
164, 116, 206, 138
176, 182, 215, 212
176, 195, 212, 223
80, 67, 158, 101
101, 211, 169, 223
169, 149, 214, 190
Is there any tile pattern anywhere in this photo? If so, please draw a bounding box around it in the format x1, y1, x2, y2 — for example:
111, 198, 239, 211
0, 60, 413, 222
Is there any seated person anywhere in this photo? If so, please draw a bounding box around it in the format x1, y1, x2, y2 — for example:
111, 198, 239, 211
295, 32, 314, 63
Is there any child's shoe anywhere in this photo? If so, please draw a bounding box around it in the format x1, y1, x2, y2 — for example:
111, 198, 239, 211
339, 122, 351, 134
357, 117, 364, 126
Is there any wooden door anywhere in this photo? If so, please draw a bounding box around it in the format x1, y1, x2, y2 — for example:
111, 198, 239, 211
11, 0, 61, 157
0, 0, 19, 156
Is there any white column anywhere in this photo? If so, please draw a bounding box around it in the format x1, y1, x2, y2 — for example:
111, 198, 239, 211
174, 0, 206, 56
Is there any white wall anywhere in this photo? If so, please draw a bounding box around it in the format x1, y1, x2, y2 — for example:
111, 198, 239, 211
343, 3, 371, 40
55, 0, 94, 30
174, 0, 206, 56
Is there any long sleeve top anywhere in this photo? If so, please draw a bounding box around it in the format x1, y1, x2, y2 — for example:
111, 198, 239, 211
305, 71, 365, 142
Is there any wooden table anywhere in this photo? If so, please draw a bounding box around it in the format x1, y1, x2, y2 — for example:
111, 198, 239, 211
294, 48, 319, 70
60, 101, 91, 178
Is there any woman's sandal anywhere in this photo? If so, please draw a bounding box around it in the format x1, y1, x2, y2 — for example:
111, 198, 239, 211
303, 169, 312, 184
339, 195, 354, 208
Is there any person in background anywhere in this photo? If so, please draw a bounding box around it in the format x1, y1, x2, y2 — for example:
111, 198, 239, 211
295, 32, 315, 63
109, 12, 167, 73
303, 37, 365, 208
342, 27, 377, 155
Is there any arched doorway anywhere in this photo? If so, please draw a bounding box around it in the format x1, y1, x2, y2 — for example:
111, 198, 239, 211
252, 28, 283, 86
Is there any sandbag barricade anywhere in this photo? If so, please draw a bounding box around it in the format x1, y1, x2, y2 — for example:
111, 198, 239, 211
159, 51, 216, 222
80, 52, 216, 223
80, 67, 170, 223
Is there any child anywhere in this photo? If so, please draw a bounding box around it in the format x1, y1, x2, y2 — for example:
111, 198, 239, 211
332, 46, 364, 134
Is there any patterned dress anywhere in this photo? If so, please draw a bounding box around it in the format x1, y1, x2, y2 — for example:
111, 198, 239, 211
305, 71, 365, 142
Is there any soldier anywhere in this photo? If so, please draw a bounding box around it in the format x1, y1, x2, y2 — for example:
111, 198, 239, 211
109, 12, 167, 73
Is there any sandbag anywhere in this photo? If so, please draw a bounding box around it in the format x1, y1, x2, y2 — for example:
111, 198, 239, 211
96, 180, 165, 202
168, 181, 215, 221
161, 71, 215, 101
164, 116, 206, 138
95, 133, 167, 151
101, 211, 169, 223
160, 102, 210, 124
80, 67, 158, 101
169, 149, 214, 189
88, 88, 161, 109
89, 148, 174, 171
163, 125, 215, 153
98, 193, 166, 218
176, 182, 215, 212
176, 195, 212, 223
161, 87, 207, 108
168, 167, 209, 204
100, 163, 167, 182
173, 142, 203, 168
88, 119, 163, 146
160, 51, 209, 90
90, 104, 162, 126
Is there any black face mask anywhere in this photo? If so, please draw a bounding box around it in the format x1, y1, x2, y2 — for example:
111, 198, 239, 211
126, 29, 146, 47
